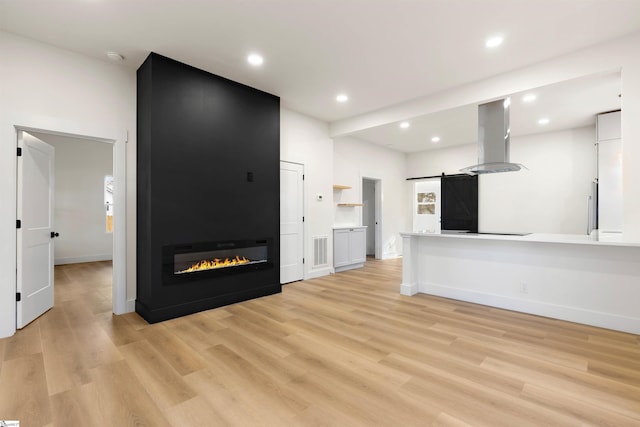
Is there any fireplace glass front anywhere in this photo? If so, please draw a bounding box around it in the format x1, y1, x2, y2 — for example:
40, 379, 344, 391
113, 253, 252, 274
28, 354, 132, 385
163, 239, 272, 284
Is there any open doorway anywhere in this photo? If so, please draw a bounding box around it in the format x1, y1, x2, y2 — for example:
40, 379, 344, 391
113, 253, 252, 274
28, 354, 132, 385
362, 177, 382, 259
29, 132, 114, 267
14, 124, 127, 327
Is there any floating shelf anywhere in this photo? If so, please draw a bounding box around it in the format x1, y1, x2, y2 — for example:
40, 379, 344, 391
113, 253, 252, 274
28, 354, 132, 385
337, 203, 364, 207
333, 185, 352, 190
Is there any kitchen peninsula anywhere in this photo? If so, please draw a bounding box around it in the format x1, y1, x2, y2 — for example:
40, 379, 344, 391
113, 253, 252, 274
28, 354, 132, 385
400, 231, 640, 334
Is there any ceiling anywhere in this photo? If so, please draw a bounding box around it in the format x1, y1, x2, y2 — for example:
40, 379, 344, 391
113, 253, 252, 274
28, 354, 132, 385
1, 0, 639, 142
350, 71, 622, 152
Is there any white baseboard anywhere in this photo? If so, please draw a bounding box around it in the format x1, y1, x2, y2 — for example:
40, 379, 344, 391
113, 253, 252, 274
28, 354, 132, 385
55, 254, 113, 265
305, 266, 332, 280
125, 299, 136, 313
419, 281, 640, 335
382, 252, 400, 260
400, 282, 418, 296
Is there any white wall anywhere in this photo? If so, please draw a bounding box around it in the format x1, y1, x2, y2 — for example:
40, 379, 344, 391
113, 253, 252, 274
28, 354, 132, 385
480, 127, 596, 234
30, 132, 114, 264
280, 108, 334, 279
621, 49, 640, 240
333, 32, 640, 240
333, 136, 408, 258
0, 31, 136, 338
406, 143, 476, 178
407, 127, 596, 234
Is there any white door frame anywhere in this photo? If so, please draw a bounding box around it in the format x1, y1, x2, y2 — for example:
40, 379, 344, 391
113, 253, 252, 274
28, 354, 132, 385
361, 176, 383, 259
14, 123, 128, 316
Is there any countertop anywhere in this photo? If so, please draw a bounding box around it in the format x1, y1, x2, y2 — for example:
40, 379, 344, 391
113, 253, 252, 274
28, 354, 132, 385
399, 230, 640, 248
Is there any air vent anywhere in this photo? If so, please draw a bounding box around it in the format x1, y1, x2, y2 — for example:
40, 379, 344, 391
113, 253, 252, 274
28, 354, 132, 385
313, 236, 328, 267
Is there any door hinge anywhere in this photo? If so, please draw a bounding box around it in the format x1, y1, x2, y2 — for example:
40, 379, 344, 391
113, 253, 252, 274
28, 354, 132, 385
16, 220, 21, 229
16, 292, 21, 302
17, 147, 22, 156
303, 258, 305, 264
302, 174, 305, 180
302, 216, 305, 222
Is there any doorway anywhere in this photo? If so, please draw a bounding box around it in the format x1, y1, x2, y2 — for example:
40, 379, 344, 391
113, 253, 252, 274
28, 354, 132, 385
362, 177, 382, 259
14, 124, 127, 327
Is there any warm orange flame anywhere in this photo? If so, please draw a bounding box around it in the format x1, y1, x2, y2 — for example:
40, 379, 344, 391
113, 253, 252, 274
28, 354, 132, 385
179, 255, 250, 273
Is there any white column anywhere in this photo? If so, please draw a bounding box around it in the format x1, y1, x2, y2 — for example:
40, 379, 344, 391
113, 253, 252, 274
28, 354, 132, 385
400, 234, 419, 295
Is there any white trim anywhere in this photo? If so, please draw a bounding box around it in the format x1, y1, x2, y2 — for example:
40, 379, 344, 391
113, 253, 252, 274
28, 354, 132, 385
12, 121, 128, 320
400, 282, 418, 296
112, 130, 127, 314
55, 254, 113, 265
418, 281, 640, 335
382, 252, 400, 259
361, 175, 383, 260
305, 266, 332, 280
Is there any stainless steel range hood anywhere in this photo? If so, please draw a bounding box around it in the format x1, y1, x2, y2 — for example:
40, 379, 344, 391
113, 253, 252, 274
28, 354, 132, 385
460, 98, 525, 174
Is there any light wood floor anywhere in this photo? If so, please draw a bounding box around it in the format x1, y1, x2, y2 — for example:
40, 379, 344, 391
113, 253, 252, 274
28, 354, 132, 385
1, 259, 639, 426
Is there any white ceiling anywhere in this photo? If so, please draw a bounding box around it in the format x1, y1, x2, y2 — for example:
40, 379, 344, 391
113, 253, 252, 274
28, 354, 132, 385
1, 0, 638, 144
350, 71, 622, 152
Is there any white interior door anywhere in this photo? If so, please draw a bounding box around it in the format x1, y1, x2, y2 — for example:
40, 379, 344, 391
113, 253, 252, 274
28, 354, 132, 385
17, 131, 56, 328
280, 161, 304, 283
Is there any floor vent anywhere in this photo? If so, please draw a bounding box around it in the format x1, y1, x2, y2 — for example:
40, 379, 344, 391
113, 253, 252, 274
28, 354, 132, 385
313, 236, 328, 267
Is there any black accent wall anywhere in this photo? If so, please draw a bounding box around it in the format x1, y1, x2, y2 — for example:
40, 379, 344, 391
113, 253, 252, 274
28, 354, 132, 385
136, 53, 281, 323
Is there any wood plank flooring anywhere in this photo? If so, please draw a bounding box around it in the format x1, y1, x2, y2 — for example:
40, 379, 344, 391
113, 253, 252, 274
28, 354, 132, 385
1, 258, 639, 426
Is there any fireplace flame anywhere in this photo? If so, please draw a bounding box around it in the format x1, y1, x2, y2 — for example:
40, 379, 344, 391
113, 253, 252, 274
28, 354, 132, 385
179, 255, 250, 273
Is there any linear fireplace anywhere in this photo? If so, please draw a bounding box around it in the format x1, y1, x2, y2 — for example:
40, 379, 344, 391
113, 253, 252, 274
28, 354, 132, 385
136, 52, 281, 323
163, 239, 273, 284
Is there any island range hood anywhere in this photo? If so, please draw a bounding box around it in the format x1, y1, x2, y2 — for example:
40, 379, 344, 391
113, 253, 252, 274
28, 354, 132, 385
461, 98, 525, 174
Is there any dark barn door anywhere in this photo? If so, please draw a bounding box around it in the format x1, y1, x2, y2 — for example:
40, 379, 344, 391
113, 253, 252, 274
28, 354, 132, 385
441, 175, 478, 232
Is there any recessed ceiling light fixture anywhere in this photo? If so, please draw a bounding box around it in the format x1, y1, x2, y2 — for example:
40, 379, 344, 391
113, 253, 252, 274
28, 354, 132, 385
485, 36, 504, 48
431, 136, 441, 143
247, 53, 264, 66
336, 94, 349, 103
523, 94, 536, 103
106, 51, 124, 62
399, 121, 410, 129
538, 118, 550, 125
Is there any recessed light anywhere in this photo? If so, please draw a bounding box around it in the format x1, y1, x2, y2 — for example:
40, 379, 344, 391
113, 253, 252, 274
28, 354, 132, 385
538, 118, 550, 125
523, 94, 536, 103
431, 136, 441, 143
106, 51, 124, 62
336, 94, 349, 103
247, 53, 264, 66
399, 121, 410, 129
485, 36, 504, 48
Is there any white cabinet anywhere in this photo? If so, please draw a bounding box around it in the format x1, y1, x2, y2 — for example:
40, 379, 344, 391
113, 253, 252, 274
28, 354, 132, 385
597, 111, 621, 141
333, 226, 366, 272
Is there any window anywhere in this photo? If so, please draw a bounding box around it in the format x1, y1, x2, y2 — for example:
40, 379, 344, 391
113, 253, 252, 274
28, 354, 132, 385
105, 175, 114, 233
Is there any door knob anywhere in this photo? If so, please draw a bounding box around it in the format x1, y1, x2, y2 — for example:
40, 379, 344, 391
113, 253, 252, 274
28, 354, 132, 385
51, 232, 59, 238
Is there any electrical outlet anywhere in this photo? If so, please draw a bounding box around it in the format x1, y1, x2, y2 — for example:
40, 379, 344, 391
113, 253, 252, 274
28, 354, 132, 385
520, 282, 528, 294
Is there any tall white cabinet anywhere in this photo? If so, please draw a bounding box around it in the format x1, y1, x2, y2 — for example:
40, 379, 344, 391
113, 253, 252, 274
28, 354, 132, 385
597, 111, 622, 232
333, 226, 367, 272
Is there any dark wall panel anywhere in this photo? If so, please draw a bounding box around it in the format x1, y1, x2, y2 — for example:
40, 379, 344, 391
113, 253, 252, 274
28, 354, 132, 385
136, 53, 280, 323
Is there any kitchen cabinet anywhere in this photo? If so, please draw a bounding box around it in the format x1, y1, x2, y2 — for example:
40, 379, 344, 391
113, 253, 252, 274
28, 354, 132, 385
333, 226, 366, 272
597, 110, 621, 141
